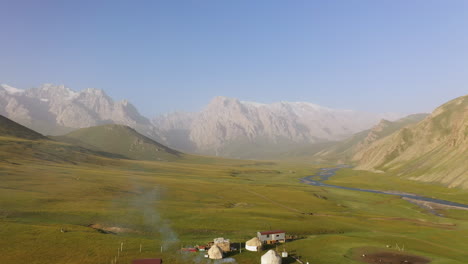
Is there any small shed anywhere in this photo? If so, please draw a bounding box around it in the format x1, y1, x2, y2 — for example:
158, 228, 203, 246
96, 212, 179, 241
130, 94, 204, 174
198, 245, 207, 251
261, 250, 282, 264
132, 259, 162, 264
257, 230, 286, 244
208, 245, 223, 259
245, 237, 262, 252
214, 237, 231, 252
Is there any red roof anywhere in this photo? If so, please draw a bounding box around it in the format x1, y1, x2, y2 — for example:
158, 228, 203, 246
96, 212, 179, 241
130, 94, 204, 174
259, 230, 285, 235
132, 259, 162, 264
181, 248, 198, 252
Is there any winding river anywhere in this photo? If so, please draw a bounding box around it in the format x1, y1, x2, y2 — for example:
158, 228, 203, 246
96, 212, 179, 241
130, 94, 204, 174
300, 165, 468, 210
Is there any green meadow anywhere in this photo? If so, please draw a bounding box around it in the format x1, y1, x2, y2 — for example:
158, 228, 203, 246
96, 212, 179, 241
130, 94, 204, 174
1, 138, 468, 264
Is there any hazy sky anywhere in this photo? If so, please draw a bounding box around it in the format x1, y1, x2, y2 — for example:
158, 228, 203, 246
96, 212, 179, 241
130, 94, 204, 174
1, 0, 467, 116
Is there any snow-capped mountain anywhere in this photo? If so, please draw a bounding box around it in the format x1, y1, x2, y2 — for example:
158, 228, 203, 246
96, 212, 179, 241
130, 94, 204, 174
0, 83, 402, 158
0, 83, 163, 141
153, 96, 402, 157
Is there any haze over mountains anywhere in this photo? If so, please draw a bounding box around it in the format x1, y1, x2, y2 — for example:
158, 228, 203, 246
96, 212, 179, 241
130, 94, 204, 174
0, 83, 466, 189
354, 95, 468, 188
0, 83, 402, 158
55, 124, 181, 161
314, 113, 429, 163
154, 96, 402, 157
0, 83, 164, 142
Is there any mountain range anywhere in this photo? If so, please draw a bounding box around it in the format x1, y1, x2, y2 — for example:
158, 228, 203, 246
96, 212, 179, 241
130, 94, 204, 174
0, 83, 164, 142
313, 113, 429, 163
0, 83, 466, 188
353, 95, 468, 188
154, 96, 402, 157
0, 84, 401, 158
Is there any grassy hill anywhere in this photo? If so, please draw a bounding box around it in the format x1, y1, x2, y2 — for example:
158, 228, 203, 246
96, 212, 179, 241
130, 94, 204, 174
354, 95, 468, 188
55, 124, 181, 161
0, 115, 47, 140
313, 114, 428, 163
0, 115, 130, 165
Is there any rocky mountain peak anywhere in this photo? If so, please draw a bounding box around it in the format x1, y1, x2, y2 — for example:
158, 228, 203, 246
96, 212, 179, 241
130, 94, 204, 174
0, 84, 25, 95
25, 84, 79, 102
373, 119, 391, 132
207, 96, 243, 109
0, 83, 157, 138
155, 96, 404, 157
83, 87, 107, 96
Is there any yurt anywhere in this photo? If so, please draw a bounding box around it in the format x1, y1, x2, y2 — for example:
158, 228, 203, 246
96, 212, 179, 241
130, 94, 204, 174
208, 245, 223, 260
214, 237, 231, 252
245, 237, 262, 252
261, 249, 282, 264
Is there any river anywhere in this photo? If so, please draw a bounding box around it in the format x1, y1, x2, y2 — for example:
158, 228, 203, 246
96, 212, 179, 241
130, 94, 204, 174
300, 165, 468, 210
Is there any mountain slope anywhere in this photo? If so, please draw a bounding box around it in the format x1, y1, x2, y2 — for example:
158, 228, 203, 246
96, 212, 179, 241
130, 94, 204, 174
314, 113, 428, 163
0, 84, 164, 142
153, 96, 402, 157
0, 115, 46, 140
56, 124, 181, 161
0, 115, 127, 164
1, 83, 403, 159
354, 95, 468, 188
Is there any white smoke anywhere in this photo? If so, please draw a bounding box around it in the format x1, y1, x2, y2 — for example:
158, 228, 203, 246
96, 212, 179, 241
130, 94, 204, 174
132, 187, 179, 250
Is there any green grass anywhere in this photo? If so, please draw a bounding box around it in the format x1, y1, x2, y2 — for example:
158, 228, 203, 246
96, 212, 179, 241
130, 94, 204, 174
55, 124, 181, 161
0, 134, 468, 263
0, 115, 46, 140
328, 168, 468, 204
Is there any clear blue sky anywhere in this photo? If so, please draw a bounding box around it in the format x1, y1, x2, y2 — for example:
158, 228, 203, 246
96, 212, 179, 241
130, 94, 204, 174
1, 0, 467, 116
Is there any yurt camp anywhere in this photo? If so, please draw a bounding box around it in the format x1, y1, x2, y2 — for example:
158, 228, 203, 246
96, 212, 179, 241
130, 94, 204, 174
208, 245, 223, 260
261, 249, 282, 264
213, 237, 231, 252
245, 237, 262, 252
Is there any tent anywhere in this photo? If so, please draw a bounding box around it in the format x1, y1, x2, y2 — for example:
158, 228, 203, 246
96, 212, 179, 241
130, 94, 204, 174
261, 249, 282, 264
245, 237, 262, 252
208, 245, 223, 260
214, 237, 231, 252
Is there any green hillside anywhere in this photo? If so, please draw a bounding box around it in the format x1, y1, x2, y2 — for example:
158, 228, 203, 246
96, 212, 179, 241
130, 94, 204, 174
313, 113, 428, 163
0, 116, 127, 165
0, 114, 468, 264
0, 115, 47, 140
354, 95, 468, 188
56, 124, 181, 161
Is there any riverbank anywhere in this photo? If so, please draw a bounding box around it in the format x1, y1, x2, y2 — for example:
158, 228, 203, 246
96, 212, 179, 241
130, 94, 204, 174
301, 166, 468, 212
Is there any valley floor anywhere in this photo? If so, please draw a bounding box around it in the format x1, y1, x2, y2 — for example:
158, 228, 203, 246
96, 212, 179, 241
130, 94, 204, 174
1, 156, 468, 264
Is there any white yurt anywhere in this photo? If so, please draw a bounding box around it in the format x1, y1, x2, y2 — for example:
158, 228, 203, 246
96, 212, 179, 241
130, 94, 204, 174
208, 245, 223, 260
261, 249, 282, 264
245, 237, 262, 252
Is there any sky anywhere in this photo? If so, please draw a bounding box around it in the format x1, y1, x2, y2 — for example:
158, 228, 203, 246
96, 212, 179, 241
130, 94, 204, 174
1, 0, 467, 116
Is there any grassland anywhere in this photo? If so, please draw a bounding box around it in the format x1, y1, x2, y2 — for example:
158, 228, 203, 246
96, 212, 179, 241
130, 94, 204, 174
1, 138, 468, 264
54, 124, 181, 162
